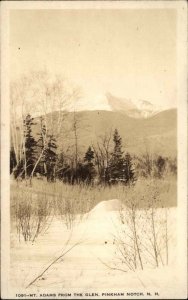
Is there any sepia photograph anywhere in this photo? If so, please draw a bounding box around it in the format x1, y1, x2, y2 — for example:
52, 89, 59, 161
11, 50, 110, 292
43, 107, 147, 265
1, 1, 187, 299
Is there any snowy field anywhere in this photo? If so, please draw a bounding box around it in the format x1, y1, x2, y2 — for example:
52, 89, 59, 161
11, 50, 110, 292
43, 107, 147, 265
9, 198, 184, 299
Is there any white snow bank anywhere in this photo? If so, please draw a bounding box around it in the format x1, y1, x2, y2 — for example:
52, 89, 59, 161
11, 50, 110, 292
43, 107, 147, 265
89, 199, 124, 215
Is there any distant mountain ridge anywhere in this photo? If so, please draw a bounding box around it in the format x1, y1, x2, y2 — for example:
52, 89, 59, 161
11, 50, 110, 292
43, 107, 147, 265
75, 92, 164, 119
33, 108, 177, 158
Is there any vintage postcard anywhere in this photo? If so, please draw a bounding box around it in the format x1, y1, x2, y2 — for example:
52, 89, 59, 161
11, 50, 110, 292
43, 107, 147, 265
1, 1, 187, 299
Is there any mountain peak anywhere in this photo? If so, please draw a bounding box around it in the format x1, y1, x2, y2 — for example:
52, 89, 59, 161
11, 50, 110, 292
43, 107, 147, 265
105, 93, 161, 118
106, 92, 137, 112
70, 92, 162, 119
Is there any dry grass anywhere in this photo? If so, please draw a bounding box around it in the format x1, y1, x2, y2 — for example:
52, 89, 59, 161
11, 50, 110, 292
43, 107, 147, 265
11, 187, 54, 242
111, 180, 175, 272
10, 176, 176, 242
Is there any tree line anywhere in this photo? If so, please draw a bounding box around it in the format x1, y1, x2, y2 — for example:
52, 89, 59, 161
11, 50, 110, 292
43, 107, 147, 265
10, 113, 176, 186
10, 113, 136, 185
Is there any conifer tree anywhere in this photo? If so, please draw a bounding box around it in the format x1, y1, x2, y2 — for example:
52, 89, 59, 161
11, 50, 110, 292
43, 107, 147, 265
84, 146, 94, 163
123, 152, 136, 185
23, 114, 37, 177
45, 135, 57, 182
82, 146, 96, 183
76, 146, 95, 184
36, 117, 47, 175
109, 129, 124, 183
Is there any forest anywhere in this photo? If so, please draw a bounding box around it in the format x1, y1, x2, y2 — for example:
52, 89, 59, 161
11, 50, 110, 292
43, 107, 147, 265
10, 112, 176, 186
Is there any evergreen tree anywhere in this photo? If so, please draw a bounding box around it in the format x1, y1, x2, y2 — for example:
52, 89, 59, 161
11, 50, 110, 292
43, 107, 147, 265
23, 114, 37, 176
84, 146, 94, 163
36, 117, 47, 175
109, 129, 124, 183
44, 135, 57, 182
123, 152, 136, 185
77, 146, 96, 184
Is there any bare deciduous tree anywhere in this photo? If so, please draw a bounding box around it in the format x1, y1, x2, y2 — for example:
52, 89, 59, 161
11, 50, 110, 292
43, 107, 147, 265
10, 71, 81, 183
92, 129, 113, 183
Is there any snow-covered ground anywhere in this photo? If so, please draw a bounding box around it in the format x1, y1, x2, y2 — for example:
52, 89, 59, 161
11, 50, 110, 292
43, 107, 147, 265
10, 200, 184, 299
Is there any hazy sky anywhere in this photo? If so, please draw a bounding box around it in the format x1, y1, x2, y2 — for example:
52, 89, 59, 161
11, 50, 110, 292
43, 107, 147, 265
10, 9, 177, 109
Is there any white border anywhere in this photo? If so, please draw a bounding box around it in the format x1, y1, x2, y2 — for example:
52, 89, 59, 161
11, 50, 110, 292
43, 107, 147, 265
1, 1, 187, 299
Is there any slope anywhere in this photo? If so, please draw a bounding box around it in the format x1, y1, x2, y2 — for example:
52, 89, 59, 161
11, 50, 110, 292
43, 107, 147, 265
31, 108, 176, 157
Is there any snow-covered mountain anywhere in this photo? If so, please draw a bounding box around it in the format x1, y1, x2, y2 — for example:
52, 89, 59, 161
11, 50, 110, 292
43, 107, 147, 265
134, 99, 162, 118
72, 92, 162, 119
105, 93, 162, 118
106, 92, 137, 112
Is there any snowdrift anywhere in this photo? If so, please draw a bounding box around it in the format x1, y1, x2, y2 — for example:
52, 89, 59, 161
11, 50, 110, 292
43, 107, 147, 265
89, 199, 124, 215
